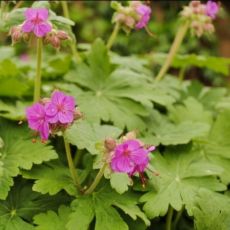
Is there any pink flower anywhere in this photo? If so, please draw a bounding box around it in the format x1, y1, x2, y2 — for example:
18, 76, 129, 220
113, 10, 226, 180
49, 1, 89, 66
26, 103, 50, 140
111, 139, 155, 176
22, 8, 52, 37
135, 4, 152, 29
206, 1, 219, 19
45, 91, 76, 124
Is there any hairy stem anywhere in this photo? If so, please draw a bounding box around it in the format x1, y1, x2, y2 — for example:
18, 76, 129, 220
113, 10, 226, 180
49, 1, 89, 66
61, 1, 81, 62
33, 38, 43, 102
84, 163, 107, 195
106, 22, 120, 50
64, 137, 81, 190
166, 206, 174, 230
155, 21, 189, 82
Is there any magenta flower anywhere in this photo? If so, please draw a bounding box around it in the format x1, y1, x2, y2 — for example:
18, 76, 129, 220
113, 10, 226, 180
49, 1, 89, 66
22, 8, 52, 37
45, 91, 76, 124
135, 4, 152, 29
206, 1, 219, 19
26, 103, 50, 140
111, 139, 155, 176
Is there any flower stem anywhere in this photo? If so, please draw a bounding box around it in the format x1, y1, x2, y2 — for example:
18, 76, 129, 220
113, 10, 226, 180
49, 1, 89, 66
64, 137, 81, 190
155, 21, 189, 82
1, 1, 5, 20
166, 206, 174, 230
74, 149, 84, 167
33, 38, 43, 102
61, 1, 81, 62
84, 163, 107, 195
106, 22, 120, 50
178, 66, 186, 82
173, 205, 184, 229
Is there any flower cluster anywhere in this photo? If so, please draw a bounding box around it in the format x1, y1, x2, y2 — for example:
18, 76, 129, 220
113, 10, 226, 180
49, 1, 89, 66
104, 132, 155, 178
10, 7, 69, 49
181, 0, 219, 37
111, 1, 152, 33
26, 91, 81, 141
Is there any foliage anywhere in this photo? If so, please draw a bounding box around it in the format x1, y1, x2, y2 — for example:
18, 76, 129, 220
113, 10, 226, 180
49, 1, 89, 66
0, 1, 229, 230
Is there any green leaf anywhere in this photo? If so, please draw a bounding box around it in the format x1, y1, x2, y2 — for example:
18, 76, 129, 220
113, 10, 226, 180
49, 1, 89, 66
32, 1, 50, 8
154, 53, 230, 76
67, 196, 94, 230
140, 146, 226, 219
67, 186, 150, 230
0, 101, 28, 120
193, 189, 230, 230
64, 39, 157, 130
172, 54, 230, 76
0, 121, 57, 199
65, 120, 122, 155
0, 59, 29, 97
42, 55, 71, 79
34, 205, 71, 230
110, 173, 132, 194
146, 121, 210, 146
0, 182, 68, 230
169, 97, 212, 125
202, 110, 230, 184
22, 161, 76, 196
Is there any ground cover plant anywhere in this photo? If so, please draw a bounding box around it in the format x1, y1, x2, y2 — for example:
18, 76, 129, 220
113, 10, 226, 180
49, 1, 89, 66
0, 1, 230, 229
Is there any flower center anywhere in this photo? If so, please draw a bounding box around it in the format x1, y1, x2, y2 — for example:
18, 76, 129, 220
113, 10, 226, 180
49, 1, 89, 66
123, 149, 130, 156
32, 13, 43, 24
57, 103, 64, 112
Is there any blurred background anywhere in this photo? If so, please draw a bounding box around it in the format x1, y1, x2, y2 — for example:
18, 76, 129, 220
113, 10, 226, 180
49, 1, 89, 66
0, 1, 229, 86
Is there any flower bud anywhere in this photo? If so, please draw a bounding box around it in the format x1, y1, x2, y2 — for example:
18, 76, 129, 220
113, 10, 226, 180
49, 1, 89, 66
104, 138, 116, 152
190, 1, 201, 8
51, 36, 61, 49
10, 25, 22, 43
57, 30, 69, 40
74, 109, 83, 120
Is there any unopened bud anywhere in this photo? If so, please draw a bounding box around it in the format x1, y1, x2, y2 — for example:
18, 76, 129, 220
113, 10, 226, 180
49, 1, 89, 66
10, 25, 22, 43
40, 97, 50, 105
123, 131, 137, 141
22, 33, 30, 42
57, 30, 69, 40
104, 138, 116, 152
190, 1, 201, 8
74, 109, 83, 120
51, 36, 61, 49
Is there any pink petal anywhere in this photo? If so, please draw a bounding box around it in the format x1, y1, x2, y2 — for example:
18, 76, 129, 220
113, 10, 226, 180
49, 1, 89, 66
24, 8, 49, 20
39, 121, 50, 140
51, 91, 65, 105
36, 8, 49, 20
24, 8, 37, 20
64, 96, 76, 109
58, 111, 74, 124
45, 103, 58, 117
22, 20, 34, 33
111, 156, 134, 173
47, 113, 59, 124
33, 22, 52, 37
